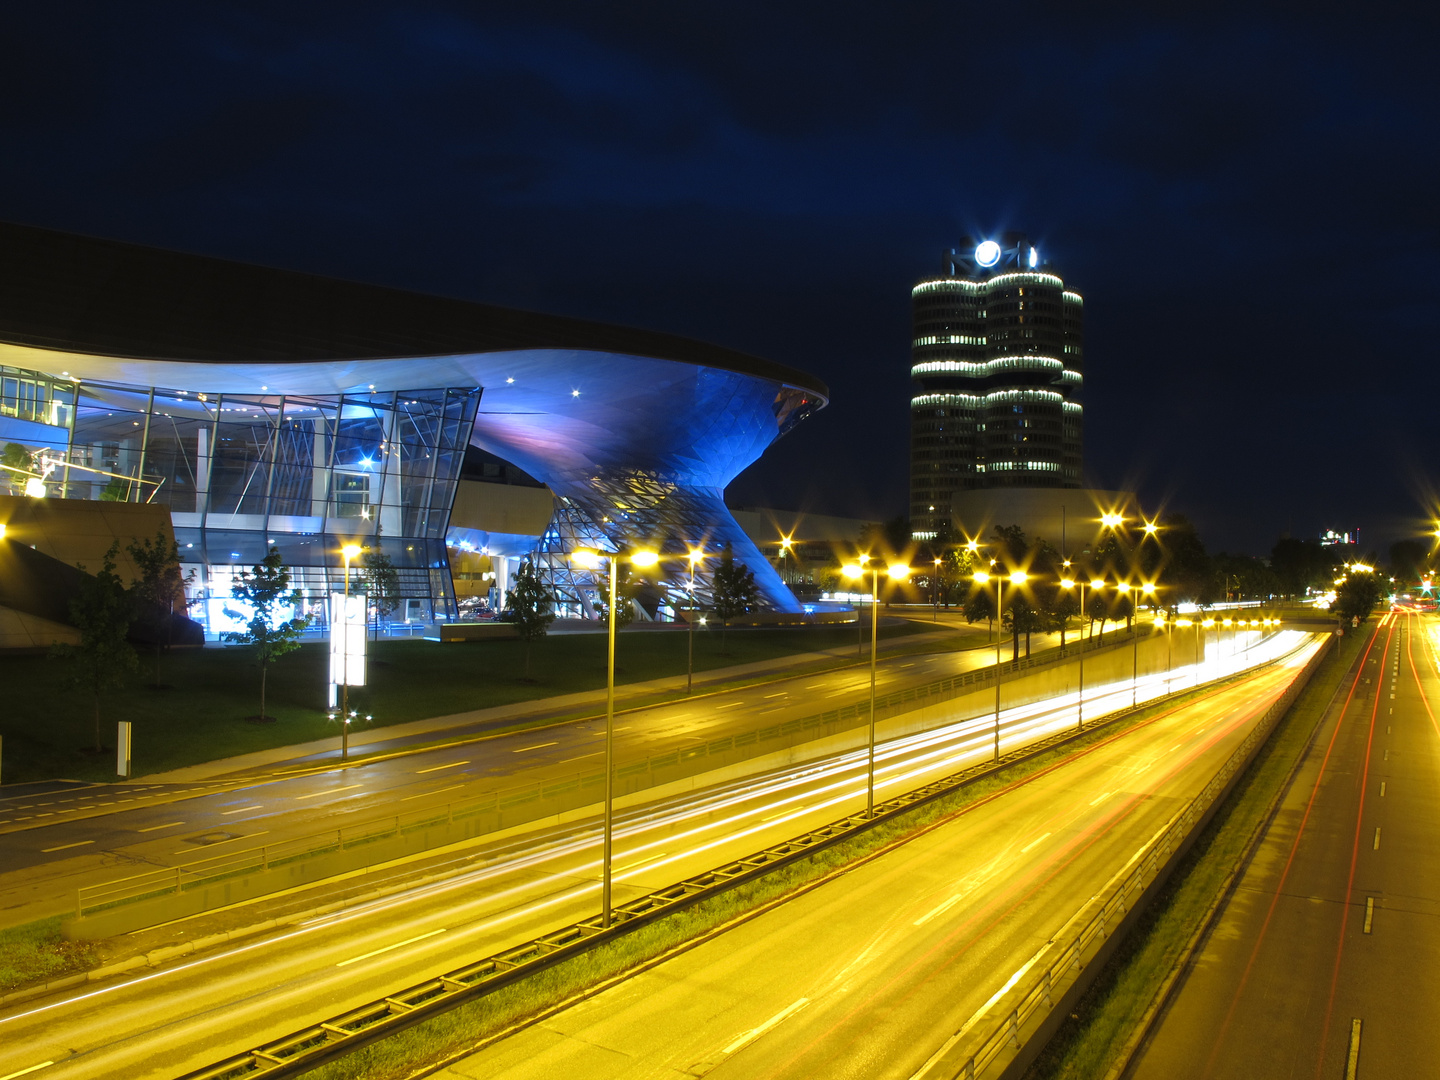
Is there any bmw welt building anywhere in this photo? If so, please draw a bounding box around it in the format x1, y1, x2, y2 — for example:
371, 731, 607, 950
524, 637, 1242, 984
0, 223, 827, 632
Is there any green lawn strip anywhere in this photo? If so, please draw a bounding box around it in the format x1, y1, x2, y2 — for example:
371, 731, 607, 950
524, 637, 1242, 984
0, 917, 99, 995
1022, 627, 1365, 1080
1, 621, 950, 784
293, 681, 1250, 1080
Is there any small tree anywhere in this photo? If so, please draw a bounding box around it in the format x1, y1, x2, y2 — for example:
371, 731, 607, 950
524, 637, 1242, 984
221, 546, 309, 721
1332, 570, 1383, 627
2, 442, 33, 494
506, 559, 555, 677
710, 543, 759, 649
127, 528, 190, 688
51, 542, 138, 752
361, 546, 401, 640
1003, 595, 1045, 660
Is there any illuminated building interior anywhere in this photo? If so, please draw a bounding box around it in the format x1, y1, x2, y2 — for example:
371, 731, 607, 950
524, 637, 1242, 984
0, 221, 828, 628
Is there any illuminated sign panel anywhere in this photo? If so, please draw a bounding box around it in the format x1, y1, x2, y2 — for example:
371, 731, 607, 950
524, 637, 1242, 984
329, 591, 367, 690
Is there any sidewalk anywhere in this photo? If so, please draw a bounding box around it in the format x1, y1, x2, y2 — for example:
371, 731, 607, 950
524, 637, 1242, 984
137, 620, 990, 784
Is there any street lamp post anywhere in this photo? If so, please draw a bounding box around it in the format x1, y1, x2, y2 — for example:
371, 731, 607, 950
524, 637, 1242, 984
340, 543, 361, 760
933, 557, 943, 622
842, 557, 910, 815
686, 549, 704, 694
974, 568, 1027, 760
571, 545, 659, 928
1060, 576, 1102, 730
1118, 582, 1156, 708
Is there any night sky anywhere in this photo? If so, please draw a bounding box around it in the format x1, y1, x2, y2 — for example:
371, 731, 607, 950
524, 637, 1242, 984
3, 3, 1437, 557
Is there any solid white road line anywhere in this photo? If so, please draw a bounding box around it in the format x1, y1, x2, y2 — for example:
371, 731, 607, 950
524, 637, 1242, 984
295, 784, 361, 800
723, 997, 811, 1055
400, 784, 463, 801
417, 760, 470, 774
1345, 1017, 1362, 1080
0, 1061, 55, 1080
336, 928, 447, 967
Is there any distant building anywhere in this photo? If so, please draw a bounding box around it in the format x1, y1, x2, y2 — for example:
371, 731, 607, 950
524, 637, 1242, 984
909, 233, 1084, 540
1319, 528, 1359, 547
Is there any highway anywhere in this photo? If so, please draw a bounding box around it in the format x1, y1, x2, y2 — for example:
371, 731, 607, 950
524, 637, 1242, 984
0, 622, 1124, 922
423, 642, 1325, 1080
1128, 611, 1440, 1079
0, 633, 1314, 1080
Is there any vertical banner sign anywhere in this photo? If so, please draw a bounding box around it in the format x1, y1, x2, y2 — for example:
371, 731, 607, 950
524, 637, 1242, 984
117, 721, 132, 778
328, 591, 367, 706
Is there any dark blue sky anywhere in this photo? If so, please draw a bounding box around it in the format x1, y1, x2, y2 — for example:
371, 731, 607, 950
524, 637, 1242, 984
4, 2, 1438, 555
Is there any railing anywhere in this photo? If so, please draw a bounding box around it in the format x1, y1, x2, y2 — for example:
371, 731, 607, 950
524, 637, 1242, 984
77, 627, 1154, 917
920, 632, 1333, 1080
176, 633, 1326, 1080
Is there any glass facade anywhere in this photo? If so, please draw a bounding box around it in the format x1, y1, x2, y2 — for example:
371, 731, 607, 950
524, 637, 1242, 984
0, 367, 478, 632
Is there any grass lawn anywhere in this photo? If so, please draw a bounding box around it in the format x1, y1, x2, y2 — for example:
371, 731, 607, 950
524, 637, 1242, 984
1, 620, 954, 784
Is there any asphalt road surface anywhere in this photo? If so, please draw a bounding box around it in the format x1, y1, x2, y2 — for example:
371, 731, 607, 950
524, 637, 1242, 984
1129, 611, 1440, 1079
425, 644, 1324, 1080
0, 636, 1315, 1080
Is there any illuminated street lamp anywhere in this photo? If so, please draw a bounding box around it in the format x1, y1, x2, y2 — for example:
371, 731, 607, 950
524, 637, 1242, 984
685, 548, 705, 694
571, 545, 659, 927
973, 568, 1028, 760
842, 557, 911, 815
1059, 576, 1103, 729
1116, 581, 1156, 707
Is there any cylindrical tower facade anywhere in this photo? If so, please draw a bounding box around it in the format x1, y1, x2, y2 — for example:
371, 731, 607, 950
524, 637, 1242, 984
909, 234, 1084, 540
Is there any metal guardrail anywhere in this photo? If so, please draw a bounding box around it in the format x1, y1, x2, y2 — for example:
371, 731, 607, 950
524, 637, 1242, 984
173, 631, 1316, 1080
921, 633, 1333, 1080
78, 628, 1150, 917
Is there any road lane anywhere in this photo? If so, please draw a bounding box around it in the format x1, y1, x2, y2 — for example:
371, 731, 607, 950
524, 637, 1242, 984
424, 645, 1322, 1080
1130, 612, 1440, 1079
0, 624, 1245, 924
0, 638, 1317, 1080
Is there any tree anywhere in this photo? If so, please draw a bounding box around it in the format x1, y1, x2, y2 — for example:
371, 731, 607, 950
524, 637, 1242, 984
1271, 537, 1338, 599
1389, 538, 1432, 584
1003, 595, 1045, 660
361, 546, 401, 639
711, 543, 760, 647
221, 546, 309, 721
51, 543, 138, 752
1155, 515, 1216, 611
127, 528, 190, 688
506, 559, 554, 677
2, 442, 32, 494
1332, 569, 1383, 626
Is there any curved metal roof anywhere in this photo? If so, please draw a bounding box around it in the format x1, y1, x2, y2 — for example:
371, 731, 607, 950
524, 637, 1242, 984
0, 220, 828, 401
